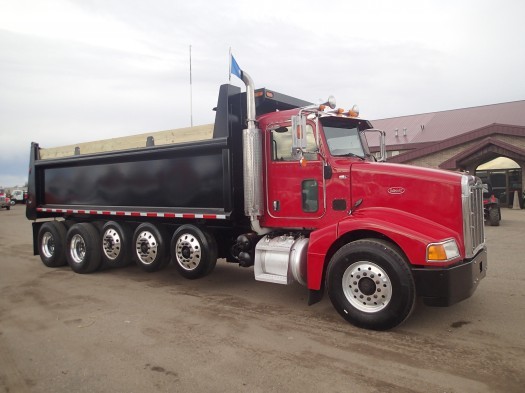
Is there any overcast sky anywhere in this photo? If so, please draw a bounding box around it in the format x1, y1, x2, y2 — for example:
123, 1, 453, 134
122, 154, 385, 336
1, 0, 524, 187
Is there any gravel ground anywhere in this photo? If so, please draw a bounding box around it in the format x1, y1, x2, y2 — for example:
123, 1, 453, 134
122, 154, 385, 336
1, 205, 524, 392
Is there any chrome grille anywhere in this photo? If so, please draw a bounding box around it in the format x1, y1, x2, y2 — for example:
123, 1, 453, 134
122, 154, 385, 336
462, 175, 485, 258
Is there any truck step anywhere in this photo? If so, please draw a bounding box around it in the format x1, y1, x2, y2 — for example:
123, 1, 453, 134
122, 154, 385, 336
254, 273, 289, 285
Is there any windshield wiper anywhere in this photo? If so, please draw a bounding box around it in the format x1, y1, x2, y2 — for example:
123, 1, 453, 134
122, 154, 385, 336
333, 152, 365, 160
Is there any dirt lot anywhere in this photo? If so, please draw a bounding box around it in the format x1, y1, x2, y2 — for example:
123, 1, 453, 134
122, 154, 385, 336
1, 205, 524, 393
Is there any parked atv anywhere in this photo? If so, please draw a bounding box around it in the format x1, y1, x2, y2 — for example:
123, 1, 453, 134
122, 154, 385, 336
0, 189, 11, 210
483, 183, 501, 226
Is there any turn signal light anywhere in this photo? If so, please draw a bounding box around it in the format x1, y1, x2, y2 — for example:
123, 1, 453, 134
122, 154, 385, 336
300, 156, 308, 167
427, 240, 460, 262
427, 245, 448, 261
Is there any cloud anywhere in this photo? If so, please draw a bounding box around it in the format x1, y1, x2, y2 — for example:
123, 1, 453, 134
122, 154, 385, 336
1, 0, 525, 186
0, 156, 28, 188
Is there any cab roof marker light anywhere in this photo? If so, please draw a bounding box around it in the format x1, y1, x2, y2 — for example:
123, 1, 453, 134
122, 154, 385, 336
347, 104, 359, 117
327, 95, 337, 109
427, 239, 460, 262
318, 96, 336, 112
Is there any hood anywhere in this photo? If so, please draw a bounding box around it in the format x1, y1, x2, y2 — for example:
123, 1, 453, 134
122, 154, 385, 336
350, 161, 464, 237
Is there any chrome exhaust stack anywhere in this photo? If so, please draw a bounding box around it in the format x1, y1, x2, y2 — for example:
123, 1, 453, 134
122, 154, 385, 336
240, 71, 269, 235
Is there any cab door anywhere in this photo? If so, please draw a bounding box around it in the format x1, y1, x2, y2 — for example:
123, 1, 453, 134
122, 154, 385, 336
265, 123, 325, 224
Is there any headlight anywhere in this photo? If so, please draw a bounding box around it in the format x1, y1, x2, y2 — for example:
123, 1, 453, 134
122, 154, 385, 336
427, 239, 460, 262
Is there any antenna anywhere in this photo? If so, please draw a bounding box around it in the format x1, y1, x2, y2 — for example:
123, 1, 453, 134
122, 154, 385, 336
189, 45, 193, 127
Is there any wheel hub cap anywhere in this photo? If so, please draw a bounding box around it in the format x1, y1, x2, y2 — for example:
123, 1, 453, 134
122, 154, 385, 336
342, 261, 392, 313
41, 232, 55, 258
103, 229, 121, 260
358, 277, 376, 296
70, 234, 86, 264
135, 231, 158, 264
175, 234, 201, 271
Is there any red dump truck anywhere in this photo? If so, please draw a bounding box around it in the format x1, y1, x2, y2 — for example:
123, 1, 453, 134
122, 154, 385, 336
26, 67, 487, 330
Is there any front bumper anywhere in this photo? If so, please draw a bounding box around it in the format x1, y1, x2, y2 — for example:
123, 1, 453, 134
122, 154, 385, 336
412, 246, 487, 307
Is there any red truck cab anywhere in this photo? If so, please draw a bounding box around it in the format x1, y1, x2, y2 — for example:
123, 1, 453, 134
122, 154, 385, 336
252, 102, 487, 329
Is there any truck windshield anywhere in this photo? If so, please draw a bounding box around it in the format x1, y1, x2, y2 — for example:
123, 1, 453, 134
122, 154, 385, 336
321, 118, 367, 159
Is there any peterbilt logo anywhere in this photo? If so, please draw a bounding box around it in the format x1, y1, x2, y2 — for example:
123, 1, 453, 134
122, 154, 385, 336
388, 187, 406, 195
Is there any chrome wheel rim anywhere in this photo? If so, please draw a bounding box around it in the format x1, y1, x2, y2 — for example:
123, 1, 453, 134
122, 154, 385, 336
41, 232, 55, 258
135, 231, 158, 265
70, 234, 86, 264
342, 261, 392, 313
175, 233, 201, 271
103, 228, 121, 260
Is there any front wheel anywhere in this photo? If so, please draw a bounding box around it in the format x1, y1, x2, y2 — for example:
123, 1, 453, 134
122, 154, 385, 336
326, 239, 415, 330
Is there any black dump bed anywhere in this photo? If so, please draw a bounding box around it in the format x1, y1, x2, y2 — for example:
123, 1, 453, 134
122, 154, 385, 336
26, 84, 311, 223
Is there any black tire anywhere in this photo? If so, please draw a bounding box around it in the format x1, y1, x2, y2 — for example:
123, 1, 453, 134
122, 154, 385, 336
171, 225, 217, 279
326, 239, 416, 331
66, 223, 102, 274
6, 205, 10, 210
133, 223, 169, 272
101, 221, 132, 268
489, 207, 500, 226
37, 221, 67, 267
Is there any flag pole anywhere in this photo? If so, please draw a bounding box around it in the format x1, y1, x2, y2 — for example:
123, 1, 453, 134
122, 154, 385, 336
189, 44, 193, 127
228, 47, 232, 82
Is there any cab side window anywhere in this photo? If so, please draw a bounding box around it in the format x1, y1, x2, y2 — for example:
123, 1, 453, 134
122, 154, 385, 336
302, 179, 319, 212
271, 125, 317, 161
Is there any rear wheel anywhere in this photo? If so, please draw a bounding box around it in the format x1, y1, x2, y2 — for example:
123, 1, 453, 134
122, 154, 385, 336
133, 223, 169, 272
66, 223, 102, 274
171, 225, 217, 279
326, 239, 415, 330
38, 221, 67, 267
101, 221, 132, 268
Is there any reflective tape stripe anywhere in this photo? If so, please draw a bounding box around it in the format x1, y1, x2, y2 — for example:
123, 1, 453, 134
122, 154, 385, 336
36, 208, 227, 220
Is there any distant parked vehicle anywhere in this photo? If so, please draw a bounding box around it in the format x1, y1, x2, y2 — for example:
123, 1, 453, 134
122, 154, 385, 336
0, 189, 11, 210
483, 184, 501, 226
10, 189, 26, 204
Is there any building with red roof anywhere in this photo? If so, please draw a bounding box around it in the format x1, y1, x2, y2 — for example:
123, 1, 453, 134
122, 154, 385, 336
370, 100, 525, 207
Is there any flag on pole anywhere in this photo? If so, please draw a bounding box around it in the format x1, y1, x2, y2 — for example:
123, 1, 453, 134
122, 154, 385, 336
230, 52, 242, 81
